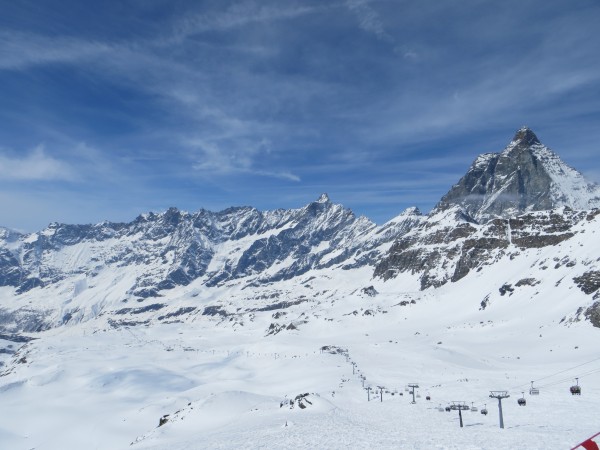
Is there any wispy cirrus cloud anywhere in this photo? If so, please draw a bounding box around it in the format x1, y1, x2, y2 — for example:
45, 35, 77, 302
345, 0, 391, 41
0, 145, 77, 181
187, 134, 301, 182
1, 0, 600, 230
173, 1, 322, 39
0, 31, 111, 70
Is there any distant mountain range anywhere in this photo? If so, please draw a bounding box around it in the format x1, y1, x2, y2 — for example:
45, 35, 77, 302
1, 127, 599, 333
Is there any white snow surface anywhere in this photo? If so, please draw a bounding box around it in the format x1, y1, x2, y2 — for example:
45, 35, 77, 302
1, 193, 599, 449
1, 214, 600, 449
532, 144, 600, 210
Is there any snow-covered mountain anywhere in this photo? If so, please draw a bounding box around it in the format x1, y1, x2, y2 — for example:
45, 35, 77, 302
375, 128, 600, 298
0, 194, 423, 331
1, 127, 599, 449
435, 127, 600, 222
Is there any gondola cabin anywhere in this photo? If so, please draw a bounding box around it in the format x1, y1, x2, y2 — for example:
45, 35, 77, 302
570, 378, 582, 395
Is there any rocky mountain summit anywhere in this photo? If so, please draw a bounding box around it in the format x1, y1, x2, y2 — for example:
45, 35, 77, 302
435, 127, 600, 222
375, 128, 600, 293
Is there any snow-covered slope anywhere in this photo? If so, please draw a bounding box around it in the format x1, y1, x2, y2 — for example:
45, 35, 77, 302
1, 224, 599, 448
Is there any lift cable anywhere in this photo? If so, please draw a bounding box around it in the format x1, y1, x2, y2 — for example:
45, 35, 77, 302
508, 355, 600, 390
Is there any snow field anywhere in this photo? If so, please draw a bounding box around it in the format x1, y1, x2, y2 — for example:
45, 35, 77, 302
1, 284, 599, 450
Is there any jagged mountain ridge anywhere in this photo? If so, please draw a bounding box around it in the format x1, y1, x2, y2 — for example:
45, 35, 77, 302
0, 194, 422, 299
435, 127, 600, 222
1, 127, 600, 334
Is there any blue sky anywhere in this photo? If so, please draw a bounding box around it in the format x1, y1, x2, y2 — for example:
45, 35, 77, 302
1, 0, 600, 231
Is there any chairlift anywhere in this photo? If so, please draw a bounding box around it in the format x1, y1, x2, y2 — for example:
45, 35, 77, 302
529, 381, 539, 395
405, 386, 409, 392
518, 392, 526, 406
426, 395, 431, 401
416, 392, 421, 398
481, 404, 488, 415
445, 406, 451, 412
437, 404, 445, 412
470, 402, 478, 412
570, 377, 581, 395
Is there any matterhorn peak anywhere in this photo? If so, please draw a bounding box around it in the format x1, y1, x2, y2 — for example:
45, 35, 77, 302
501, 126, 543, 157
434, 127, 600, 221
513, 126, 541, 146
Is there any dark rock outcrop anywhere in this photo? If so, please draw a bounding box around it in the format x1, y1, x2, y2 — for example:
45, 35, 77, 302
573, 271, 600, 295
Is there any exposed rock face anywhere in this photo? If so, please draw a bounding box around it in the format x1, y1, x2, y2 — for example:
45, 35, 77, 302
573, 271, 600, 295
434, 127, 600, 222
375, 206, 589, 290
374, 207, 509, 289
584, 302, 600, 328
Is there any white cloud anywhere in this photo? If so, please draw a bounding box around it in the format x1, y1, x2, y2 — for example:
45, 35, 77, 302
173, 1, 320, 40
189, 137, 300, 182
0, 146, 77, 181
0, 31, 111, 70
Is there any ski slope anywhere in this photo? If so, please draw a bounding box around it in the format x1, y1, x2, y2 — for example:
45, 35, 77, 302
1, 255, 599, 449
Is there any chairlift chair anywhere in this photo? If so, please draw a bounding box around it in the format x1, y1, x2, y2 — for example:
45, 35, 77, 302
518, 392, 526, 406
437, 404, 445, 412
445, 406, 451, 412
470, 402, 478, 412
416, 392, 421, 398
570, 377, 581, 395
529, 381, 539, 395
481, 404, 488, 415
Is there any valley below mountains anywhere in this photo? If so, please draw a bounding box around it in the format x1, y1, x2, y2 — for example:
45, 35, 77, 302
1, 127, 599, 449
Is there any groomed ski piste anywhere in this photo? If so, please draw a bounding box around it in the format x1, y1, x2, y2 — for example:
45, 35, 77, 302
1, 234, 599, 450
